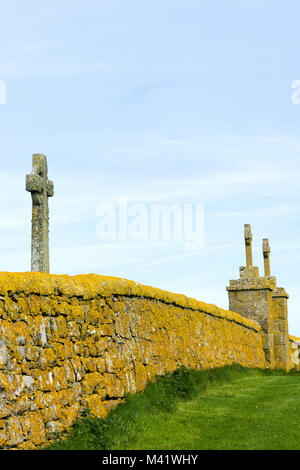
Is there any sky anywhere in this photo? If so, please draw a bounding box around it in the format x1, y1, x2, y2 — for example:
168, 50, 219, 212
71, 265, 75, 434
0, 0, 300, 333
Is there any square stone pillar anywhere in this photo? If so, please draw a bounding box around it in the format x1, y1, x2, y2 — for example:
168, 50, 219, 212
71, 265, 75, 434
227, 266, 276, 366
272, 287, 289, 370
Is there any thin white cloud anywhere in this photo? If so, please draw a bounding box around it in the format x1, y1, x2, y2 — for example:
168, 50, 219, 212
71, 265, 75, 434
138, 243, 239, 269
213, 204, 299, 220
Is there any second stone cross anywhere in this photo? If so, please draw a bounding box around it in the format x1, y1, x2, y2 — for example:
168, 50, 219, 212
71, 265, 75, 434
26, 154, 54, 273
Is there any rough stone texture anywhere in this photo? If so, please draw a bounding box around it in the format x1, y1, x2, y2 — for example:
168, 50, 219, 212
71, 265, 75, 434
226, 224, 291, 370
263, 238, 271, 276
272, 288, 289, 370
26, 154, 54, 273
227, 268, 276, 365
0, 272, 265, 449
289, 336, 300, 368
244, 224, 253, 267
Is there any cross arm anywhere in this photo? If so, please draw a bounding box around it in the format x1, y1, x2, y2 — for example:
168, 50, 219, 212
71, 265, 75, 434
26, 173, 43, 193
244, 224, 252, 245
263, 238, 270, 257
244, 223, 253, 268
47, 180, 54, 197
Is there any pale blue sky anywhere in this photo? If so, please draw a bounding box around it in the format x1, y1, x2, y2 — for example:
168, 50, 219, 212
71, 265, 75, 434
0, 1, 300, 333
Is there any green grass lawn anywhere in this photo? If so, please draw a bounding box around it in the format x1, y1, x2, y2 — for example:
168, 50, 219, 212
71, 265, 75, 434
130, 375, 300, 450
45, 365, 300, 451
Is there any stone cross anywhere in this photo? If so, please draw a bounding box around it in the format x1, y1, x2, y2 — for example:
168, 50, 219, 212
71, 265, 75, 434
244, 224, 253, 267
26, 154, 54, 273
263, 238, 271, 276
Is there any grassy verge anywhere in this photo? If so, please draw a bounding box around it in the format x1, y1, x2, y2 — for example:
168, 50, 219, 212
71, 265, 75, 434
44, 364, 300, 450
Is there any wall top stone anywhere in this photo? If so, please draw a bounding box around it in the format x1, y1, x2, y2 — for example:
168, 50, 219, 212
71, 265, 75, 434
239, 266, 259, 279
226, 275, 277, 292
272, 287, 289, 299
0, 271, 261, 332
289, 335, 300, 344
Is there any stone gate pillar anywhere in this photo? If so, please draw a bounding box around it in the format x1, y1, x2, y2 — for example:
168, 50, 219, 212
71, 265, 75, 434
272, 288, 289, 370
226, 224, 276, 366
262, 238, 289, 370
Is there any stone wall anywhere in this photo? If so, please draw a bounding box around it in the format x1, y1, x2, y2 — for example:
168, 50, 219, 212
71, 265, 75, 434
0, 272, 265, 449
289, 336, 300, 369
227, 268, 276, 365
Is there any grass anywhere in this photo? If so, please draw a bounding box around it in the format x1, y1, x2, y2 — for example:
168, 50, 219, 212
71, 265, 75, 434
44, 365, 300, 450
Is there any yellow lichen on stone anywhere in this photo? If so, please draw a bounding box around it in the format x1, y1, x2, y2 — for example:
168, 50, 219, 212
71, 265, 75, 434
288, 335, 300, 370
0, 271, 266, 449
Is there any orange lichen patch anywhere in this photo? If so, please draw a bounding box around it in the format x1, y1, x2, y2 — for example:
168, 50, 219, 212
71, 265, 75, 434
81, 372, 105, 395
40, 404, 62, 422
80, 394, 107, 418
288, 335, 300, 370
6, 416, 24, 446
20, 412, 46, 445
60, 402, 81, 428
289, 335, 300, 343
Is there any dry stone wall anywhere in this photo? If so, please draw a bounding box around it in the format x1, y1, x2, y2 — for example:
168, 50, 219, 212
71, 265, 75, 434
0, 272, 265, 449
289, 336, 300, 368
